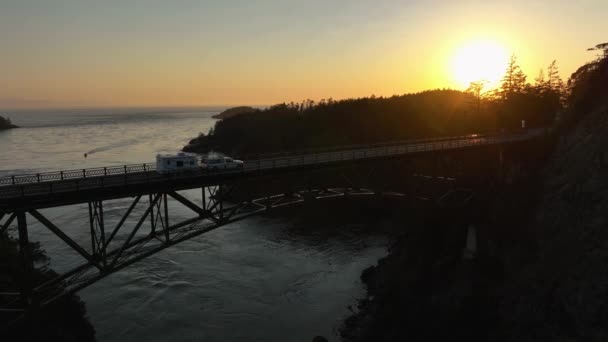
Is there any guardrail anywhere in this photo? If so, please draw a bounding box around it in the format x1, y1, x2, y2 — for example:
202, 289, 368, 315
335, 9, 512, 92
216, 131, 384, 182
0, 129, 545, 201
0, 163, 155, 186
245, 132, 534, 170
1, 133, 500, 187
232, 133, 493, 160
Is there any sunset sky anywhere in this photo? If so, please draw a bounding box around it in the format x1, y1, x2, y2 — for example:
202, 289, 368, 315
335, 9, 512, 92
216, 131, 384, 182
1, 0, 606, 108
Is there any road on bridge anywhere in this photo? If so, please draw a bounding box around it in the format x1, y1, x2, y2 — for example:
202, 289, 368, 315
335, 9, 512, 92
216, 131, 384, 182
0, 129, 543, 208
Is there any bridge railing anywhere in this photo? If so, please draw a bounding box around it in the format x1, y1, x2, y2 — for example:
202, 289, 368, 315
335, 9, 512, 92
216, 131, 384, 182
0, 129, 545, 198
232, 133, 492, 161
241, 129, 541, 169
0, 133, 494, 187
0, 163, 155, 186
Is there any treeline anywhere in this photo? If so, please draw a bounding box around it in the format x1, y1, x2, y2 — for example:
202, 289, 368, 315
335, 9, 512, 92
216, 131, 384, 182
184, 52, 581, 156
479, 57, 565, 130
186, 90, 487, 155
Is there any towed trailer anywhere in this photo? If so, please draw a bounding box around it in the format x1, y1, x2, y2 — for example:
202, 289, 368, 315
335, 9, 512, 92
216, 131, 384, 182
156, 152, 200, 174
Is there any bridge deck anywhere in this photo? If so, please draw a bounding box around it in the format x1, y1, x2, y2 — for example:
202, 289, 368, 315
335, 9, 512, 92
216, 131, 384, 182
0, 130, 542, 210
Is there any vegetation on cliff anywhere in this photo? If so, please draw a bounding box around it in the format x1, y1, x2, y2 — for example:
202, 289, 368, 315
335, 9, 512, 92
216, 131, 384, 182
184, 56, 564, 156
0, 115, 18, 130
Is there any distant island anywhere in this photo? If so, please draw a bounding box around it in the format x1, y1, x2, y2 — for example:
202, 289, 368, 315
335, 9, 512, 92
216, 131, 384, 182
0, 115, 18, 130
212, 106, 256, 120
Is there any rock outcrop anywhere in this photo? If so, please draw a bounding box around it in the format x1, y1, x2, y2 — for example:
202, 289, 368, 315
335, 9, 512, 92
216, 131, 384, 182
0, 115, 17, 130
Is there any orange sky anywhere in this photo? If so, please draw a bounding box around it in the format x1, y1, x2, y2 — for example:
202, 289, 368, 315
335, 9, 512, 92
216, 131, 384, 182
1, 1, 606, 108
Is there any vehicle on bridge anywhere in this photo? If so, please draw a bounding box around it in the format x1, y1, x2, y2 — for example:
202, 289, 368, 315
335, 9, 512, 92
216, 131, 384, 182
156, 152, 200, 174
201, 156, 244, 170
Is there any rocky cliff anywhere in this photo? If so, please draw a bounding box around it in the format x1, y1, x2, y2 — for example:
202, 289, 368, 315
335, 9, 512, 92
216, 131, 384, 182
496, 101, 608, 341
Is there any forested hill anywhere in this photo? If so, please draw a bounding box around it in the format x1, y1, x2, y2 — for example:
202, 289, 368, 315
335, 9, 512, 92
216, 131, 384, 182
185, 90, 473, 155
184, 57, 563, 156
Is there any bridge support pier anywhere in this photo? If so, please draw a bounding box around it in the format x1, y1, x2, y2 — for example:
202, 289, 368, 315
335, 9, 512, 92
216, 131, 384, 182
89, 201, 107, 269
498, 146, 504, 184
17, 211, 34, 309
163, 194, 170, 243
218, 185, 224, 222
148, 194, 156, 235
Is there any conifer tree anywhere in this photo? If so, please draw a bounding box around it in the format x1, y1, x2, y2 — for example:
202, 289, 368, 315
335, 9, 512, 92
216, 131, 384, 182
500, 55, 527, 100
546, 60, 564, 92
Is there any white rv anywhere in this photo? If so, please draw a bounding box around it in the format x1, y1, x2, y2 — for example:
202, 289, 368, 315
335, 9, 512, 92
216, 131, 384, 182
156, 152, 200, 174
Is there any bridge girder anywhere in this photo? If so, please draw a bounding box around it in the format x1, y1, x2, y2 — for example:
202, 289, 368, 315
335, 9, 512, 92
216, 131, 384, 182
0, 177, 457, 324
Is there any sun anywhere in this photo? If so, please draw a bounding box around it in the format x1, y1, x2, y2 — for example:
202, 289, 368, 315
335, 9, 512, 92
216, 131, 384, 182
451, 40, 509, 89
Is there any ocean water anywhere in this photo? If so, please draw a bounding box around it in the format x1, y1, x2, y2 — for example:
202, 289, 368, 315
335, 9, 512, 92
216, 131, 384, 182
0, 107, 220, 175
0, 108, 387, 342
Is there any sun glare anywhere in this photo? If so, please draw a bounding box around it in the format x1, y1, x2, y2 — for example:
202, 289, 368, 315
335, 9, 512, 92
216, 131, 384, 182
451, 40, 509, 90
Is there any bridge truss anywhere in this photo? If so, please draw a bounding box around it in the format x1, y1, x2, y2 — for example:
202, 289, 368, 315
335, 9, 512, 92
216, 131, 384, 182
1, 175, 454, 323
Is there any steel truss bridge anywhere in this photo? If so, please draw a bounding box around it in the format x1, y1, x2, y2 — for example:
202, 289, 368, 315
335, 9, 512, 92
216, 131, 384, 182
0, 129, 545, 320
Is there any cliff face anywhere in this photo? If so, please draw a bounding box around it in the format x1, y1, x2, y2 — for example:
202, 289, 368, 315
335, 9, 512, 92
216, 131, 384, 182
497, 102, 608, 341
493, 52, 608, 340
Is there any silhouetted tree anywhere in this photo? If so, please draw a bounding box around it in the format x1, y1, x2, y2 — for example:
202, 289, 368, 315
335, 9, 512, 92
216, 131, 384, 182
546, 60, 564, 92
534, 69, 548, 92
500, 55, 527, 101
587, 42, 608, 58
467, 81, 486, 107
